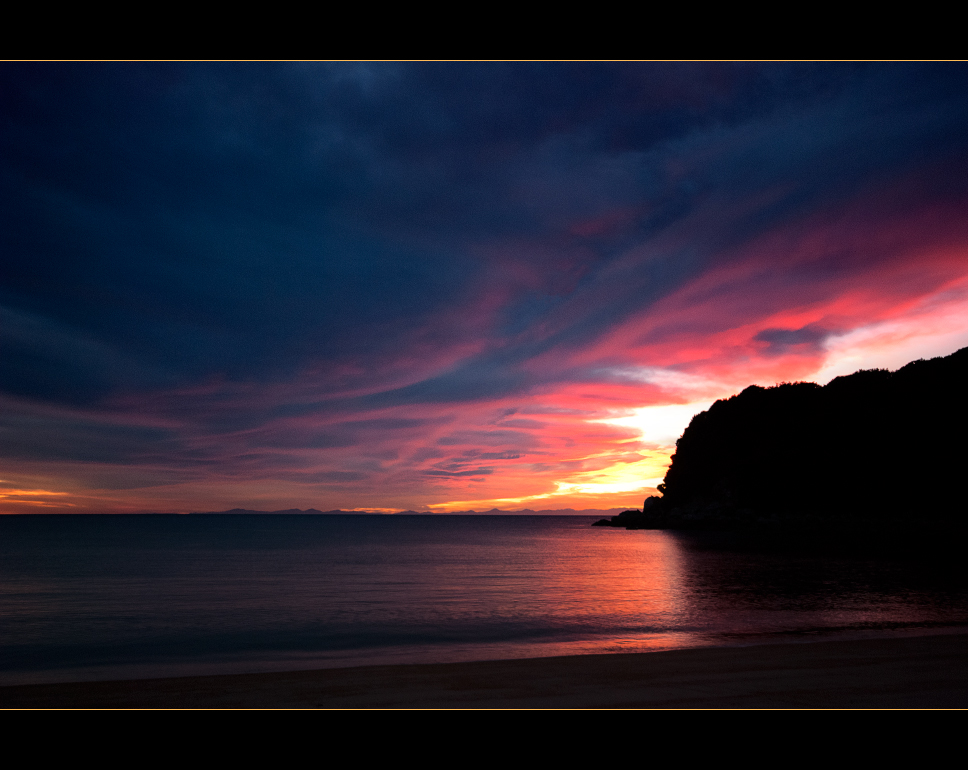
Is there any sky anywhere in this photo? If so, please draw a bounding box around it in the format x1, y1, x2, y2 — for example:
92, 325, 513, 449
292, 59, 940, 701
3, 62, 968, 514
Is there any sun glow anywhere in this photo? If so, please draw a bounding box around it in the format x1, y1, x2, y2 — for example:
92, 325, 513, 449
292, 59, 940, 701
429, 449, 671, 512
595, 401, 715, 448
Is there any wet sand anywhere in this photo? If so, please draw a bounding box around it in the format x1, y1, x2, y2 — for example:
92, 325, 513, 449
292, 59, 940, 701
3, 633, 968, 708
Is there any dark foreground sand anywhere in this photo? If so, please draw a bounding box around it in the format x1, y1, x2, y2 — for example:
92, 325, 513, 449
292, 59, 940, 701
3, 633, 968, 708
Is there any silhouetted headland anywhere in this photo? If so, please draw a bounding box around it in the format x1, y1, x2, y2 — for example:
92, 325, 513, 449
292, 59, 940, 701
595, 347, 968, 532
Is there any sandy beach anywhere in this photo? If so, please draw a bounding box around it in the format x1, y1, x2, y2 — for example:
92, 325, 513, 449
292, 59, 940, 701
3, 633, 967, 709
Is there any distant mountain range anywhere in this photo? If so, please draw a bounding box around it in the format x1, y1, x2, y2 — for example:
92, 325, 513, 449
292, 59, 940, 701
596, 346, 968, 530
192, 508, 630, 516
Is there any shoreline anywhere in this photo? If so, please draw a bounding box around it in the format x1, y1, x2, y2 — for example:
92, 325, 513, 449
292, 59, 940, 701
3, 632, 968, 708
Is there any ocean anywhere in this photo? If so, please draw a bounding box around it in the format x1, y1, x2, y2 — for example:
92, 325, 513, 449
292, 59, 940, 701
3, 514, 967, 685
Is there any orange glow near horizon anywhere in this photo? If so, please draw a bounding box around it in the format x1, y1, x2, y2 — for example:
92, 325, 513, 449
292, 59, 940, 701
0, 485, 76, 513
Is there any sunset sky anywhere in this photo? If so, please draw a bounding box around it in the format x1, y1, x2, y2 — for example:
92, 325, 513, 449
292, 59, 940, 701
3, 62, 968, 514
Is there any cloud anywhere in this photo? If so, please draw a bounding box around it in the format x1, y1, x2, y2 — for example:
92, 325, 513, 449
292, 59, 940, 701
423, 468, 494, 477
3, 63, 968, 511
754, 324, 831, 356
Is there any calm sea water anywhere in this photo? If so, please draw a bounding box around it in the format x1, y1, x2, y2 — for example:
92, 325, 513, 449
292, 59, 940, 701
2, 514, 968, 685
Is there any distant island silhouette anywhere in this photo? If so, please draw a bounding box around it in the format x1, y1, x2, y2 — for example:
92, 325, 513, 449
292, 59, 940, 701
193, 508, 629, 516
595, 347, 968, 530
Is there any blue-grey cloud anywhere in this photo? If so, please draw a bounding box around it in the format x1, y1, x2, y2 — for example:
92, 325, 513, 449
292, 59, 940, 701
423, 468, 494, 477
755, 324, 831, 356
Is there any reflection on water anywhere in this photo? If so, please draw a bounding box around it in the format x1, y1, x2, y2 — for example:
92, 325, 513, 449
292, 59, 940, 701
1, 515, 967, 684
672, 532, 968, 641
